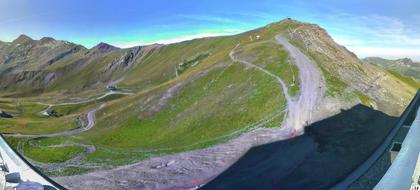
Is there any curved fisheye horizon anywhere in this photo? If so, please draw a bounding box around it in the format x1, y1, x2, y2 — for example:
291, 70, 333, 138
1, 0, 420, 60
0, 1, 419, 190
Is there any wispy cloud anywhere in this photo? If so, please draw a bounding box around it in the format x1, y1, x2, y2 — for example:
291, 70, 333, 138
109, 41, 147, 48
176, 14, 240, 24
325, 14, 420, 47
347, 46, 420, 61
229, 11, 276, 21
110, 30, 244, 48
314, 12, 420, 60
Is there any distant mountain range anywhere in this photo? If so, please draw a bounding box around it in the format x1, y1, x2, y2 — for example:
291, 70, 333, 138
0, 19, 418, 187
363, 57, 420, 81
0, 34, 155, 95
0, 20, 416, 113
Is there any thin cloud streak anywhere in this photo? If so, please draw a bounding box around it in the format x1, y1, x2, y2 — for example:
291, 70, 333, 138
348, 46, 420, 61
110, 30, 244, 48
310, 11, 420, 60
325, 13, 420, 47
176, 14, 240, 24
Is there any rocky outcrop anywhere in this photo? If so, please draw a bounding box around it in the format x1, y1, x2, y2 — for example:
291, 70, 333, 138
89, 42, 120, 54
0, 111, 13, 118
46, 45, 85, 66
104, 46, 142, 73
0, 35, 86, 68
282, 20, 416, 115
12, 34, 34, 44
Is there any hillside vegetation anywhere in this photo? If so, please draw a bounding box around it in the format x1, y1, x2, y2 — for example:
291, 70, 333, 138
363, 57, 420, 81
0, 19, 417, 176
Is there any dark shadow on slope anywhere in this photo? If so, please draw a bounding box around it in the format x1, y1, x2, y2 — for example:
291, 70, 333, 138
201, 104, 398, 190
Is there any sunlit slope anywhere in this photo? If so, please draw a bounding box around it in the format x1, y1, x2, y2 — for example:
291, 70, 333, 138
363, 57, 420, 81
1, 19, 418, 176
61, 31, 291, 148
267, 19, 418, 115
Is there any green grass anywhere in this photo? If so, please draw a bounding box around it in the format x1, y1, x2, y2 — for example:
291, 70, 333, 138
286, 38, 349, 97
321, 67, 349, 97
6, 19, 410, 177
0, 92, 128, 135
24, 145, 85, 163
85, 63, 285, 149
237, 40, 300, 96
17, 62, 285, 171
176, 52, 210, 75
0, 101, 79, 134
387, 69, 420, 89
4, 36, 288, 175
52, 94, 124, 115
355, 91, 373, 106
1, 21, 300, 175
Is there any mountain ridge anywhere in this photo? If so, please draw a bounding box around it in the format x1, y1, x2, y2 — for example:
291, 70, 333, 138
0, 19, 418, 186
363, 57, 420, 81
1, 19, 417, 113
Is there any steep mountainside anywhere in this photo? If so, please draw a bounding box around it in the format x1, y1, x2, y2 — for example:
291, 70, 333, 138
0, 35, 85, 72
273, 22, 417, 115
0, 35, 158, 96
0, 19, 418, 187
363, 57, 420, 81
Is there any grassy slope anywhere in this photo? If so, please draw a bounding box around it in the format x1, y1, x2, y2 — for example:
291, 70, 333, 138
24, 145, 85, 163
1, 23, 295, 174
387, 69, 420, 89
0, 93, 124, 134
3, 19, 412, 175
5, 20, 415, 176
253, 20, 349, 97
86, 64, 285, 149
363, 57, 420, 81
0, 100, 79, 134
236, 40, 300, 95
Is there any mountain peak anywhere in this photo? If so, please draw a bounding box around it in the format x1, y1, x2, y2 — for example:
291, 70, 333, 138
40, 37, 56, 43
13, 34, 33, 44
272, 18, 307, 26
397, 57, 413, 63
92, 42, 119, 53
397, 57, 420, 67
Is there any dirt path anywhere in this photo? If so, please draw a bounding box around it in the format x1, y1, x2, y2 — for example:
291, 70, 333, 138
229, 44, 292, 104
55, 35, 325, 190
229, 44, 297, 135
18, 141, 97, 172
27, 142, 98, 172
6, 103, 107, 138
275, 35, 326, 134
7, 89, 132, 138
36, 90, 133, 107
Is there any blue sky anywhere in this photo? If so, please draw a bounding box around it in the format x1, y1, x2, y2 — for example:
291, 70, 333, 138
0, 0, 419, 60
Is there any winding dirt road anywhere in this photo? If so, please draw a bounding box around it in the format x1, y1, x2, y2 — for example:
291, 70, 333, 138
7, 89, 133, 138
275, 35, 325, 134
37, 90, 133, 108
6, 103, 107, 138
22, 142, 97, 172
55, 35, 325, 190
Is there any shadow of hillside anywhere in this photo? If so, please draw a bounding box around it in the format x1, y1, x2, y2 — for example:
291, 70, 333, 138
201, 104, 398, 190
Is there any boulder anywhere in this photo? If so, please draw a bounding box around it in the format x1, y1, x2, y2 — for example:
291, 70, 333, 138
0, 111, 13, 118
